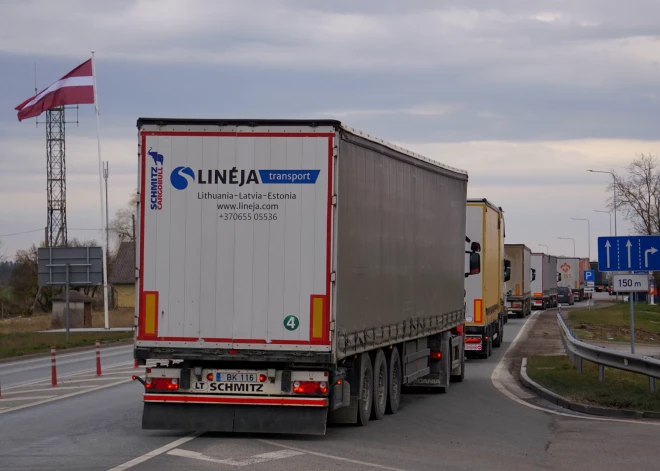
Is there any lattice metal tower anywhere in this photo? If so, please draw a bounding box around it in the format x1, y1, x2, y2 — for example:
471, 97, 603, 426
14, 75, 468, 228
45, 107, 67, 247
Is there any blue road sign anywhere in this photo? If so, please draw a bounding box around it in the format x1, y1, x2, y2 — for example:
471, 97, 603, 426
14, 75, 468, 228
597, 236, 660, 272
584, 270, 595, 281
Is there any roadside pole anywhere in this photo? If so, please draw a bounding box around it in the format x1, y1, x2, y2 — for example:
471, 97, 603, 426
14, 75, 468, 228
630, 292, 635, 354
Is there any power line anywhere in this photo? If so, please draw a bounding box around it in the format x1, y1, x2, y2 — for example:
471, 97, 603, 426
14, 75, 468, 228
0, 229, 43, 238
0, 228, 102, 238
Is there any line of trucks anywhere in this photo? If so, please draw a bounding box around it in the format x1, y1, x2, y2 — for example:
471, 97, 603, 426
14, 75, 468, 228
130, 118, 589, 435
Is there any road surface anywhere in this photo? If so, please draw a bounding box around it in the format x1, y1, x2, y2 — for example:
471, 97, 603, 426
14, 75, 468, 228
0, 311, 658, 471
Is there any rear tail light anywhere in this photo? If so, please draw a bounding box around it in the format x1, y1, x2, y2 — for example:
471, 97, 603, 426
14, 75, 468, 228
465, 337, 481, 344
145, 377, 179, 391
430, 351, 442, 360
293, 381, 328, 395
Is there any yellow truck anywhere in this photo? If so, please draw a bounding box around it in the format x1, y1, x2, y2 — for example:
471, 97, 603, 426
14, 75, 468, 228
464, 199, 510, 359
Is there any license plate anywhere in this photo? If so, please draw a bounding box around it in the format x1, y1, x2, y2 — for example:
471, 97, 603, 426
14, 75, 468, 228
216, 372, 257, 382
465, 343, 482, 351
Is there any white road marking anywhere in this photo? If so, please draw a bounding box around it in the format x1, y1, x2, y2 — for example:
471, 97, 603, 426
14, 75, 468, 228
167, 448, 304, 466
105, 432, 201, 471
0, 386, 88, 394
0, 378, 131, 415
491, 312, 660, 426
0, 395, 56, 401
258, 440, 411, 471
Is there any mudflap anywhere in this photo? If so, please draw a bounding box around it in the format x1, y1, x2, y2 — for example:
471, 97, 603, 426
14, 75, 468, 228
142, 402, 328, 435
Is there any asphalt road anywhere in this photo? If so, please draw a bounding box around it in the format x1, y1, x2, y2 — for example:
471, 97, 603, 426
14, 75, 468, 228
0, 344, 134, 388
1, 313, 658, 471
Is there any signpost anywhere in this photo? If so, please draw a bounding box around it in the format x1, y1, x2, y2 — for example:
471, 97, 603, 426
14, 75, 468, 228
597, 236, 659, 355
37, 247, 103, 340
612, 274, 648, 354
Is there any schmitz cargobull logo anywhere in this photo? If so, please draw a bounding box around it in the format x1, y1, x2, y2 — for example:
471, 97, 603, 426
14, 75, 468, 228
148, 148, 164, 210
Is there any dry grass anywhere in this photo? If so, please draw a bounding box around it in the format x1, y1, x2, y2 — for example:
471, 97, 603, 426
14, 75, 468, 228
568, 303, 660, 345
0, 308, 134, 334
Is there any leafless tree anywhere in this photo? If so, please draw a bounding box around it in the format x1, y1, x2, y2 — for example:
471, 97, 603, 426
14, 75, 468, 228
610, 154, 660, 235
0, 238, 6, 262
109, 191, 138, 243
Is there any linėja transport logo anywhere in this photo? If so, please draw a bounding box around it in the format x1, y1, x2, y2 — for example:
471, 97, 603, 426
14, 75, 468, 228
170, 167, 321, 191
148, 148, 164, 210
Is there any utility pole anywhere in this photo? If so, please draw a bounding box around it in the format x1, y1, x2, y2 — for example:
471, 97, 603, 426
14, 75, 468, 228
103, 161, 110, 307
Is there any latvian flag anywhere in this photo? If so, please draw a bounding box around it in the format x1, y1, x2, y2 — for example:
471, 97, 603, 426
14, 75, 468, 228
15, 59, 94, 121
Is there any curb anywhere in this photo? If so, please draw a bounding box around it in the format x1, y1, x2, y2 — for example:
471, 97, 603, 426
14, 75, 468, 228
0, 338, 135, 365
519, 357, 660, 420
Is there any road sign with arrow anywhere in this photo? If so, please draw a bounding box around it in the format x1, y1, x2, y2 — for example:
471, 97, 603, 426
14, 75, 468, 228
597, 236, 660, 272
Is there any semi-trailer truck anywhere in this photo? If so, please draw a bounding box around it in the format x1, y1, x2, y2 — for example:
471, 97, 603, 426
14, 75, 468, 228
464, 199, 509, 359
531, 253, 558, 309
550, 255, 559, 307
558, 257, 583, 301
504, 244, 533, 317
132, 118, 476, 435
591, 261, 609, 292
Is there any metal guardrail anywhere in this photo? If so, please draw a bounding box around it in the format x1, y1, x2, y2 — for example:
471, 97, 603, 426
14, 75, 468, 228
557, 312, 660, 392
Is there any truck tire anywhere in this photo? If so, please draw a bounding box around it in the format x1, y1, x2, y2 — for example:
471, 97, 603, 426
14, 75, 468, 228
356, 353, 373, 426
450, 343, 465, 383
386, 346, 402, 414
371, 349, 388, 420
494, 320, 502, 348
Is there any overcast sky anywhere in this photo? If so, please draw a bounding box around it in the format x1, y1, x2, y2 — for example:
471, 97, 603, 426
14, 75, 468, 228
2, 0, 659, 262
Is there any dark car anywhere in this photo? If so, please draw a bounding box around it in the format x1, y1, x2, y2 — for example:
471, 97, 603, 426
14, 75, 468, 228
557, 286, 575, 305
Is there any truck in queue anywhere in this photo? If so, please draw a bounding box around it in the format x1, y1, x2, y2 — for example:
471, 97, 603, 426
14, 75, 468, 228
504, 244, 533, 317
464, 199, 509, 359
132, 118, 477, 435
557, 257, 583, 301
530, 253, 558, 309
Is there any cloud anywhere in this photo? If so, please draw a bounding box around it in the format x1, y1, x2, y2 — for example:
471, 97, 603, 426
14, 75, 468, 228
2, 0, 660, 87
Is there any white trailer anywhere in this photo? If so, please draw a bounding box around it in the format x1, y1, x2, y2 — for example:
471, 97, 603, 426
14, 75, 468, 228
557, 257, 581, 301
504, 244, 532, 317
531, 253, 558, 310
132, 118, 473, 435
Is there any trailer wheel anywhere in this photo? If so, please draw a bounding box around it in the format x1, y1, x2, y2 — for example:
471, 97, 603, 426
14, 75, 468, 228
386, 346, 402, 414
356, 352, 373, 426
371, 349, 388, 420
450, 343, 465, 383
494, 320, 502, 348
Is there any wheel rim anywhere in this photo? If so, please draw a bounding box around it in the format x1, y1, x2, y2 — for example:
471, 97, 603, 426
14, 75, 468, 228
392, 360, 400, 400
362, 367, 371, 410
377, 365, 386, 406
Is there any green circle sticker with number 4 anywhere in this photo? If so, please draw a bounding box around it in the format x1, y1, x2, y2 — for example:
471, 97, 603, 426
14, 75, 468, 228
283, 315, 299, 331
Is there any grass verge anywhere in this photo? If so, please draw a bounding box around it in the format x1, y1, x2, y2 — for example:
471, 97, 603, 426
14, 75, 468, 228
568, 302, 660, 344
526, 355, 660, 412
0, 331, 134, 360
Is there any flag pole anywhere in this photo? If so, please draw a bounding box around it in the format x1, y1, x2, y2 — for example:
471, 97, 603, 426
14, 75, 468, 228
91, 50, 110, 330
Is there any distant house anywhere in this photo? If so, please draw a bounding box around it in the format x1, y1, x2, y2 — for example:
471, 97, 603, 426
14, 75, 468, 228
109, 241, 135, 308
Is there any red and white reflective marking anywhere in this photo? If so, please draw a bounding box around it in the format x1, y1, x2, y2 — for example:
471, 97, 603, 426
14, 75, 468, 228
143, 394, 328, 407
